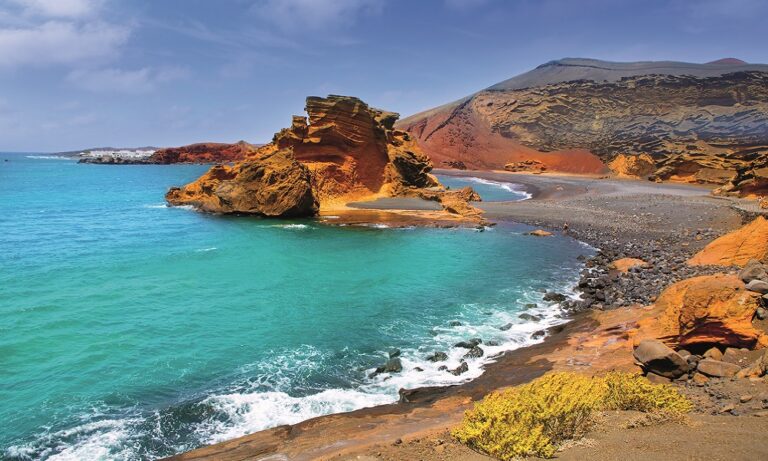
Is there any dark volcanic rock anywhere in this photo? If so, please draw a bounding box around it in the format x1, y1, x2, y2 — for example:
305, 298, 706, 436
426, 352, 448, 362
463, 346, 484, 359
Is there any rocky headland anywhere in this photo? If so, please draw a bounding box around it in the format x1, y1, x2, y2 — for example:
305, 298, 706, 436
165, 95, 484, 223
398, 58, 768, 199
78, 141, 257, 164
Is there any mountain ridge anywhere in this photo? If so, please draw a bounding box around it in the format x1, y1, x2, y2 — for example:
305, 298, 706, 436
397, 58, 768, 196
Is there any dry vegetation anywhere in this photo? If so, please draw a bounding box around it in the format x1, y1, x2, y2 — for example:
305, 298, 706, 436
452, 372, 692, 459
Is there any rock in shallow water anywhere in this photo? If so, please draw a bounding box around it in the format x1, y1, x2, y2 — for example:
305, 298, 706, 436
450, 362, 469, 376
427, 351, 448, 362
454, 338, 482, 349
463, 346, 484, 359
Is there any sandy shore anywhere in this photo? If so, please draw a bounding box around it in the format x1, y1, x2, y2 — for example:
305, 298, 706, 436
166, 172, 767, 461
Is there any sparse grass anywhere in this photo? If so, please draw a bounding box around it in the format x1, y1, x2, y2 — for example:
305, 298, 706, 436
452, 371, 692, 459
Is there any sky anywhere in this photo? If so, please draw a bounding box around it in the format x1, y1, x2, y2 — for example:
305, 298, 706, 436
1, 0, 767, 152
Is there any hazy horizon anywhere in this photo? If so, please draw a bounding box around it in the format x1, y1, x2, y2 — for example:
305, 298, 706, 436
2, 0, 767, 152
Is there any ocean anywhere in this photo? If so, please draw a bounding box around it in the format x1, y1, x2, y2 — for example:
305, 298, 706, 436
0, 154, 591, 460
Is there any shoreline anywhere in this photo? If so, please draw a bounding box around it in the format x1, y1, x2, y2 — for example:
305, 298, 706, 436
166, 171, 759, 460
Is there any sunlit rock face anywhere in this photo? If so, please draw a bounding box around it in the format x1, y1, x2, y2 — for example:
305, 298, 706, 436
166, 95, 450, 218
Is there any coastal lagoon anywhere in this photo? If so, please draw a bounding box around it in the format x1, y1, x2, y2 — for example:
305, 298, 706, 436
1, 155, 590, 460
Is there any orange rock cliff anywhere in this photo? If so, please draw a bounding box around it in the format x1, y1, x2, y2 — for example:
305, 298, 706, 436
166, 95, 480, 219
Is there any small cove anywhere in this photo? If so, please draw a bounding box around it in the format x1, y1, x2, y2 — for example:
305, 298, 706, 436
0, 155, 592, 460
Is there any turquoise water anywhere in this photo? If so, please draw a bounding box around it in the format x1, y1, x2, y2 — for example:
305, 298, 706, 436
0, 154, 591, 460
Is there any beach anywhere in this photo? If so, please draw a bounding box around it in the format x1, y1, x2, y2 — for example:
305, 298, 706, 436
167, 171, 767, 460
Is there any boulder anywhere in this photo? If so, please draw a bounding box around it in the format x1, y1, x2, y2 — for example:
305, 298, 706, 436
696, 359, 742, 378
450, 362, 469, 376
609, 257, 649, 273
703, 347, 723, 361
499, 323, 513, 331
633, 339, 689, 379
463, 346, 484, 359
518, 313, 543, 322
383, 358, 403, 373
389, 349, 401, 359
739, 259, 768, 283
746, 279, 768, 294
688, 217, 768, 266
527, 229, 553, 237
543, 292, 567, 303
426, 351, 448, 362
454, 338, 482, 349
654, 274, 766, 349
736, 350, 768, 378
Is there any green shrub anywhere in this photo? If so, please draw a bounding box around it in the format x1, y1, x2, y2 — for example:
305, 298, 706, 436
452, 371, 691, 459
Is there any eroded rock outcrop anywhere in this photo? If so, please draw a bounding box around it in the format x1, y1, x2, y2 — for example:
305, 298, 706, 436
653, 274, 766, 350
688, 217, 768, 266
165, 149, 317, 216
608, 154, 656, 179
167, 95, 480, 220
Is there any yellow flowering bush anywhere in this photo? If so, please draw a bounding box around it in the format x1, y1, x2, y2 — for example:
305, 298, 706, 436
601, 371, 693, 414
452, 371, 691, 459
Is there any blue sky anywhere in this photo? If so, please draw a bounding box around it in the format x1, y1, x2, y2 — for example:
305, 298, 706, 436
1, 0, 767, 152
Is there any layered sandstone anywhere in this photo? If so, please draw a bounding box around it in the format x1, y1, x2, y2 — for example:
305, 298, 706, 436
166, 96, 480, 220
688, 217, 768, 266
399, 58, 768, 195
651, 274, 766, 350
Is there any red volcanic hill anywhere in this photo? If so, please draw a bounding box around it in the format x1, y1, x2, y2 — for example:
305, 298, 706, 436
397, 58, 768, 194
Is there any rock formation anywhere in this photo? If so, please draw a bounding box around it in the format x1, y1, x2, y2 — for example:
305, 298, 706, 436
608, 154, 656, 179
653, 274, 766, 350
167, 95, 481, 220
398, 58, 768, 196
609, 258, 649, 273
165, 150, 317, 217
688, 216, 768, 266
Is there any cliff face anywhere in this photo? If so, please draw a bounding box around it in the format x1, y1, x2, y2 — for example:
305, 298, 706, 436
398, 58, 768, 196
166, 95, 472, 219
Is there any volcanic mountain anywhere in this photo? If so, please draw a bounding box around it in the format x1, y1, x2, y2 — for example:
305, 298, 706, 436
398, 58, 768, 196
